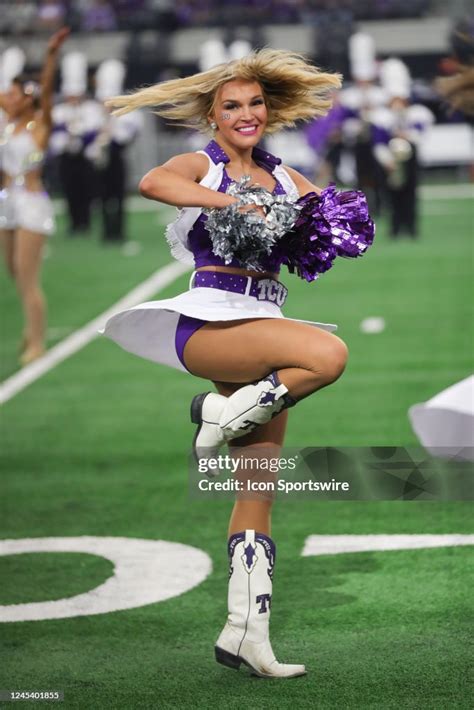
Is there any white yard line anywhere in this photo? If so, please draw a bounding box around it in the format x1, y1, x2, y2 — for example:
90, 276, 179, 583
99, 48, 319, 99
302, 534, 474, 556
0, 261, 190, 405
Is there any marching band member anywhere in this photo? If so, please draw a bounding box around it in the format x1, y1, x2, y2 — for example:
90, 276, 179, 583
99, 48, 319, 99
101, 49, 374, 677
92, 59, 143, 243
51, 51, 103, 234
339, 33, 388, 211
0, 28, 69, 365
372, 59, 434, 239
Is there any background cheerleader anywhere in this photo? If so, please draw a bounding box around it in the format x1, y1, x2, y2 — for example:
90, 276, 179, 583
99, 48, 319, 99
0, 27, 69, 365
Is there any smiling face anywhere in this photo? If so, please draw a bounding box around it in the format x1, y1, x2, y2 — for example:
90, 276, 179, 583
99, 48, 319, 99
210, 79, 268, 150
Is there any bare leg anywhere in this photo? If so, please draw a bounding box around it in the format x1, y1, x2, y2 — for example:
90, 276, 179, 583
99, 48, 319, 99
214, 381, 287, 537
14, 229, 47, 361
0, 229, 16, 278
1, 229, 29, 352
199, 322, 335, 677
185, 318, 348, 401
212, 379, 306, 678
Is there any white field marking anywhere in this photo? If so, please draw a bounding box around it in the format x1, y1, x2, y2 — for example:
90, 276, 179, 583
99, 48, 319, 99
2, 534, 472, 622
360, 317, 386, 334
0, 537, 212, 623
302, 534, 474, 557
0, 260, 190, 405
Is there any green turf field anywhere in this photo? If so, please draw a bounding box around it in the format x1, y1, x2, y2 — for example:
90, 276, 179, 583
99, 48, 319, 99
0, 192, 472, 709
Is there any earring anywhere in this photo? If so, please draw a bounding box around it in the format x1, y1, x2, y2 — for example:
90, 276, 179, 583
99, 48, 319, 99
210, 121, 217, 131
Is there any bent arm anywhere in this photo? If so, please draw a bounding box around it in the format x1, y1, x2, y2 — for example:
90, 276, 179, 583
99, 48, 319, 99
283, 166, 322, 198
40, 27, 70, 128
139, 153, 238, 209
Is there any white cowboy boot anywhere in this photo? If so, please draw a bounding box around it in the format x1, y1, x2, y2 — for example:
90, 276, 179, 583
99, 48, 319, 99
191, 391, 227, 464
191, 372, 296, 464
215, 529, 306, 678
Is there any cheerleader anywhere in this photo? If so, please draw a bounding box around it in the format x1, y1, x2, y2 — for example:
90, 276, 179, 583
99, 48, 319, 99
102, 50, 374, 678
0, 28, 69, 366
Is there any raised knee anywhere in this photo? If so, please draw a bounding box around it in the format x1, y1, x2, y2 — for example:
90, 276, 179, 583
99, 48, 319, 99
306, 336, 348, 385
325, 337, 349, 383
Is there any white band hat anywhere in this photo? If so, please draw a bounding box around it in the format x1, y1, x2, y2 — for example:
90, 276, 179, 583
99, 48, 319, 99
95, 59, 125, 101
349, 32, 377, 82
380, 58, 411, 99
0, 46, 26, 91
228, 40, 252, 61
60, 51, 88, 97
199, 38, 228, 72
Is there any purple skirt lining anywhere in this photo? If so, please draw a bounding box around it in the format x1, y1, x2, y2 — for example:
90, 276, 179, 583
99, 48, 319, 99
174, 314, 207, 371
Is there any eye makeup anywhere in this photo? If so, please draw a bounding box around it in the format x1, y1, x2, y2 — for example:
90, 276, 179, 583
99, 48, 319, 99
222, 97, 265, 110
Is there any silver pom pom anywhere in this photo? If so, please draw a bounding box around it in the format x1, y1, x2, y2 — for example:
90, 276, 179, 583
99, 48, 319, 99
204, 176, 300, 271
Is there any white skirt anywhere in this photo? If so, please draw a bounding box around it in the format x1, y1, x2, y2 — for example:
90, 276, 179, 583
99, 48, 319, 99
0, 185, 55, 235
101, 285, 338, 373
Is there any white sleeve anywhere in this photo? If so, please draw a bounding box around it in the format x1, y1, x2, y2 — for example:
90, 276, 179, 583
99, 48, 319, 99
164, 152, 225, 265
273, 165, 299, 201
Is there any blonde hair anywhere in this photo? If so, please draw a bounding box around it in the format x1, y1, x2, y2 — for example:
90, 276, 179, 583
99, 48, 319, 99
107, 48, 342, 133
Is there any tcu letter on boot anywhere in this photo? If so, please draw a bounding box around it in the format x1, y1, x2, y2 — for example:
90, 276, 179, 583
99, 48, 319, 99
215, 530, 306, 678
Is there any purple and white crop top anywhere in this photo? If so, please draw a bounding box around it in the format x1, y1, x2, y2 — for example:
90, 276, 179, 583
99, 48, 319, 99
165, 139, 299, 273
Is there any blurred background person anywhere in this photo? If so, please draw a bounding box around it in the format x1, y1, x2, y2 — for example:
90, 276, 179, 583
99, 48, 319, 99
338, 32, 388, 213
436, 13, 474, 119
0, 28, 69, 366
51, 51, 103, 235
91, 58, 144, 244
371, 58, 435, 239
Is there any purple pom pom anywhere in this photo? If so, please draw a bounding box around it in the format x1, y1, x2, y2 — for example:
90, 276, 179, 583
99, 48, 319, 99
278, 184, 375, 282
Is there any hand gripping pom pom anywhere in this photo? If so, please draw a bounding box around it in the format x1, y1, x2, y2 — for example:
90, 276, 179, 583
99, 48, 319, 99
203, 176, 300, 272
277, 184, 376, 282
